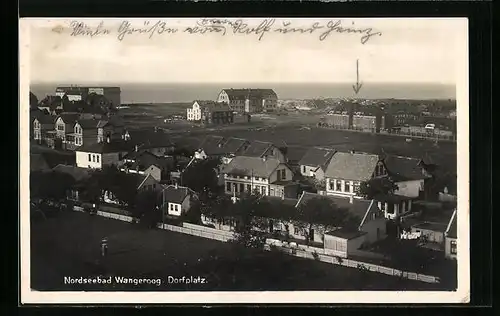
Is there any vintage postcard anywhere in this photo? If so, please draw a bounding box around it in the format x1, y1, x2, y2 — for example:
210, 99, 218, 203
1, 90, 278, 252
20, 17, 469, 304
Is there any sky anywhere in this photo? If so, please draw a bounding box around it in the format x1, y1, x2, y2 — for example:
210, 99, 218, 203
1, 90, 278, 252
22, 18, 468, 85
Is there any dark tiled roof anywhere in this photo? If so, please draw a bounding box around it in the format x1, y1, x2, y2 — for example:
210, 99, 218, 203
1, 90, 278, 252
241, 140, 274, 158
30, 154, 50, 172
222, 88, 277, 101
127, 130, 173, 148
325, 152, 380, 181
125, 151, 173, 171
75, 119, 99, 129
220, 138, 250, 155
77, 140, 134, 154
284, 146, 308, 163
34, 115, 56, 125
326, 228, 367, 240
296, 192, 372, 223
298, 147, 336, 168
39, 95, 62, 109
198, 135, 226, 155
52, 164, 91, 182
222, 156, 281, 178
383, 155, 428, 181
58, 113, 80, 125
162, 185, 192, 204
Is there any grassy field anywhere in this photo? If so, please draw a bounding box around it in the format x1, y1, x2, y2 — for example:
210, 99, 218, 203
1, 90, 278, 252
30, 211, 448, 291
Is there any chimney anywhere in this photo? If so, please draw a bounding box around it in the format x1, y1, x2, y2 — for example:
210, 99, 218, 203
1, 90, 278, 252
350, 149, 355, 154
262, 156, 267, 162
135, 145, 139, 152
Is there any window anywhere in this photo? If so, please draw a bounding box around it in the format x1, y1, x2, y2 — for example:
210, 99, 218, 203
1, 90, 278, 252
92, 155, 96, 162
96, 155, 100, 163
169, 204, 173, 210
302, 166, 306, 173
336, 179, 342, 191
246, 184, 251, 192
88, 154, 91, 161
239, 183, 244, 193
450, 240, 457, 254
345, 181, 350, 193
353, 182, 360, 194
175, 205, 179, 212
226, 182, 231, 192
294, 227, 302, 236
261, 186, 266, 195
281, 169, 286, 180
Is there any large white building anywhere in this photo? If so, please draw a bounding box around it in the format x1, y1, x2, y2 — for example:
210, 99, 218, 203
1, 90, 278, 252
217, 88, 278, 113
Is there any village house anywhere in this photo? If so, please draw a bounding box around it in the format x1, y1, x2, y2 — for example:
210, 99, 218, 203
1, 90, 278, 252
194, 136, 250, 163
217, 88, 278, 113
187, 100, 234, 125
103, 173, 161, 205
298, 147, 336, 181
222, 156, 295, 198
382, 154, 431, 198
186, 100, 206, 121
75, 139, 133, 169
51, 164, 92, 202
120, 150, 174, 182
160, 184, 197, 218
54, 113, 80, 149
444, 209, 457, 260
126, 129, 176, 157
324, 151, 387, 198
240, 140, 287, 163
38, 95, 64, 115
33, 115, 56, 145
97, 118, 125, 143
64, 119, 100, 151
263, 192, 387, 258
402, 206, 456, 252
200, 102, 234, 125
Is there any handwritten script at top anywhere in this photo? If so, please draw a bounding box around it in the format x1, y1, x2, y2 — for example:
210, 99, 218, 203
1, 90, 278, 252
68, 19, 383, 44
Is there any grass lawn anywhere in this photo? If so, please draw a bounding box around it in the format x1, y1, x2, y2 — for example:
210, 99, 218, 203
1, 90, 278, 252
30, 211, 451, 292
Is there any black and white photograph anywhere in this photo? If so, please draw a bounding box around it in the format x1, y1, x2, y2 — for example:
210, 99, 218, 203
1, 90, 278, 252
20, 18, 469, 304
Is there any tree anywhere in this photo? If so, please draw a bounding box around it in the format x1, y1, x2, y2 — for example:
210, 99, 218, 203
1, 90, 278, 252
229, 193, 270, 249
133, 190, 161, 228
181, 157, 222, 197
199, 194, 233, 226
293, 197, 360, 245
357, 177, 399, 199
29, 92, 39, 109
181, 195, 202, 224
30, 170, 75, 206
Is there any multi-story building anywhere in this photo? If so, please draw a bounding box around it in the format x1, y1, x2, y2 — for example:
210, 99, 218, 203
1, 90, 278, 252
65, 119, 99, 151
324, 151, 386, 199
323, 114, 350, 129
217, 88, 278, 113
54, 114, 80, 149
55, 86, 121, 107
222, 156, 294, 198
33, 115, 56, 144
200, 103, 234, 125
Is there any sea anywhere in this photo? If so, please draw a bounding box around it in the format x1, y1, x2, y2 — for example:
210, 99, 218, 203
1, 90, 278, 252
30, 83, 456, 104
